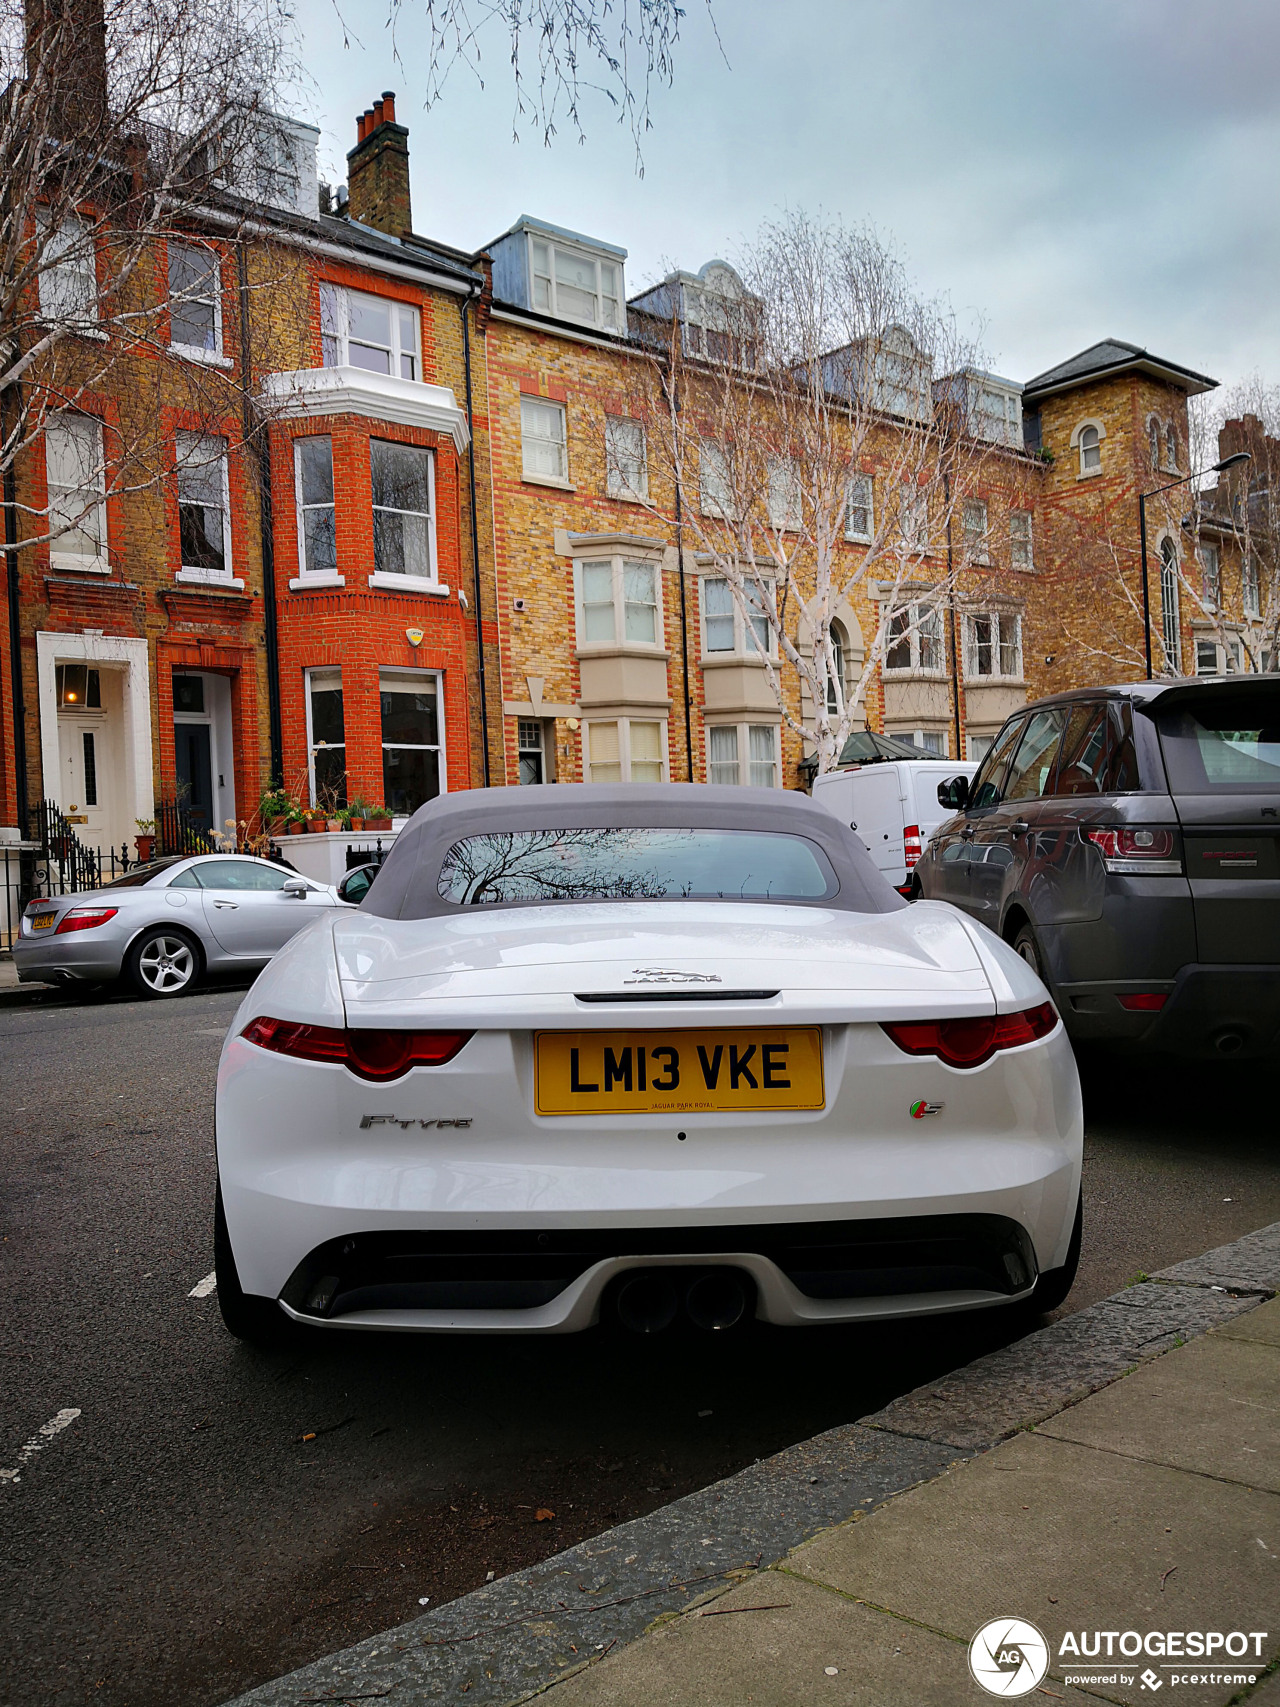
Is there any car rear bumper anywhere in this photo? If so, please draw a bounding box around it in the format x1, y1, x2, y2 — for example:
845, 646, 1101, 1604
273, 1214, 1043, 1332
1059, 964, 1280, 1057
12, 933, 124, 983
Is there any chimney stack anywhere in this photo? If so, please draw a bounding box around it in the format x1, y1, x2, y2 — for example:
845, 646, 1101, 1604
345, 91, 411, 239
25, 0, 108, 138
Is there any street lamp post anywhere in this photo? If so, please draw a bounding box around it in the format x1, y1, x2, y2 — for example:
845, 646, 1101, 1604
1139, 451, 1251, 679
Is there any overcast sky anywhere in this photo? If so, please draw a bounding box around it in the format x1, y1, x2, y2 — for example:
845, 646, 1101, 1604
293, 0, 1280, 394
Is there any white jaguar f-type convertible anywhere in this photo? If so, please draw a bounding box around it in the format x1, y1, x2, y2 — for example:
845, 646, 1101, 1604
214, 784, 1082, 1341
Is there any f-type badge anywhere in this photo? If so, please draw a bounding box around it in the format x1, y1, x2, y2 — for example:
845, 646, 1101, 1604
910, 1100, 945, 1119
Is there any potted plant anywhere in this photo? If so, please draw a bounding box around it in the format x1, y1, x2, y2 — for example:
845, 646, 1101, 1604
135, 818, 156, 862
364, 803, 393, 831
304, 808, 326, 833
346, 796, 375, 833
258, 788, 293, 837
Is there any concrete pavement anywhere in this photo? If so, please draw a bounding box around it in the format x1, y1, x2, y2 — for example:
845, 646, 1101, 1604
544, 1297, 1280, 1706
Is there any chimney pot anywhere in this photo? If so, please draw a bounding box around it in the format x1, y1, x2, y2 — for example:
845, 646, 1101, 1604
382, 91, 396, 122
347, 90, 411, 236
373, 98, 385, 127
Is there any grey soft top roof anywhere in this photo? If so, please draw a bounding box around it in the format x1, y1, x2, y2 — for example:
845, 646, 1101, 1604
362, 783, 905, 919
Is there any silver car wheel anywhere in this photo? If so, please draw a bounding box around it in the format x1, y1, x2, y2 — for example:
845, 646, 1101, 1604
137, 933, 196, 995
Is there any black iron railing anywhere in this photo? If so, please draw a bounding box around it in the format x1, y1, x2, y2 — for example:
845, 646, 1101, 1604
156, 798, 216, 858
33, 800, 134, 895
345, 838, 391, 870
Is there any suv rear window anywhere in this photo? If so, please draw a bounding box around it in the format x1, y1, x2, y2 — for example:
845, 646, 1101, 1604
437, 828, 836, 905
1157, 690, 1280, 793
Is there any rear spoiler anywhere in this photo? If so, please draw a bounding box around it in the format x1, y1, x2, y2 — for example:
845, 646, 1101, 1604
1131, 677, 1280, 717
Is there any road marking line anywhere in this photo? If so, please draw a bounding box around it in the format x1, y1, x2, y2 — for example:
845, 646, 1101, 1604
189, 1271, 217, 1299
0, 1408, 82, 1485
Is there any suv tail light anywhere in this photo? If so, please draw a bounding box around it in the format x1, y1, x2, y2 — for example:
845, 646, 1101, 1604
241, 1017, 473, 1080
55, 906, 119, 934
903, 824, 922, 870
1084, 826, 1182, 875
881, 1002, 1057, 1069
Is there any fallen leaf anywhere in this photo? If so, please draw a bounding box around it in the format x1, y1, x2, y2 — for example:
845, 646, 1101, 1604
535, 1508, 556, 1522
300, 1432, 317, 1443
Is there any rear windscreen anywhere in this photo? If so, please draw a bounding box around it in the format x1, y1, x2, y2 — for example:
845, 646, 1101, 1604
1157, 692, 1280, 793
437, 827, 836, 905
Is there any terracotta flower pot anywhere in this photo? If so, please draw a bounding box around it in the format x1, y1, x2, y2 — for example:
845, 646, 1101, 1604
135, 835, 155, 863
326, 818, 341, 832
287, 821, 304, 836
267, 817, 285, 836
306, 819, 326, 833
349, 818, 365, 832
367, 817, 392, 832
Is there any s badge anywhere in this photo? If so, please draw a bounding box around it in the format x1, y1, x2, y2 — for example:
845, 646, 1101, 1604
910, 1100, 944, 1119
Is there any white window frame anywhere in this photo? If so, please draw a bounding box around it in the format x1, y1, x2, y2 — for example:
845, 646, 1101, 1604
699, 440, 733, 517
705, 721, 780, 788
38, 212, 99, 331
889, 727, 948, 757
963, 610, 1023, 681
1199, 543, 1220, 607
528, 234, 624, 333
320, 283, 420, 379
1195, 637, 1220, 677
175, 431, 238, 587
883, 602, 945, 676
604, 414, 647, 499
967, 732, 994, 762
380, 666, 446, 818
45, 413, 108, 573
700, 575, 774, 660
369, 439, 440, 592
292, 435, 343, 587
898, 483, 929, 551
962, 498, 989, 564
583, 717, 669, 784
1244, 554, 1261, 619
520, 396, 569, 485
304, 667, 345, 806
845, 473, 873, 543
1071, 418, 1105, 477
1010, 508, 1033, 571
974, 385, 1021, 447
167, 239, 226, 363
1164, 423, 1179, 474
767, 457, 802, 530
574, 554, 663, 650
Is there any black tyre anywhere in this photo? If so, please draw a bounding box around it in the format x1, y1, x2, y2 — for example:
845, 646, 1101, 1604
907, 875, 923, 901
125, 926, 201, 998
1011, 922, 1045, 982
1034, 1193, 1082, 1314
214, 1182, 293, 1346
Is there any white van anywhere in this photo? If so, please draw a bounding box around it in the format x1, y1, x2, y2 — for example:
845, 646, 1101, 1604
812, 758, 978, 893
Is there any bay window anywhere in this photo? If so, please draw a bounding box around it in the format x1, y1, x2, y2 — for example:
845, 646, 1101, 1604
585, 719, 666, 783
306, 669, 346, 806
884, 603, 943, 674
294, 437, 338, 579
577, 556, 660, 647
702, 576, 771, 656
381, 670, 443, 815
371, 440, 436, 584
707, 723, 779, 787
964, 611, 1022, 679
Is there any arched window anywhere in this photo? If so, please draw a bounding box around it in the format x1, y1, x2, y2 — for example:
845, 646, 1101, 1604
1165, 424, 1177, 471
1079, 424, 1101, 473
1160, 539, 1181, 671
1149, 420, 1160, 470
826, 620, 848, 715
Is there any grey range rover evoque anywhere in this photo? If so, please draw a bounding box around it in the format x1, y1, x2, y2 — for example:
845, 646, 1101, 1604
912, 676, 1280, 1057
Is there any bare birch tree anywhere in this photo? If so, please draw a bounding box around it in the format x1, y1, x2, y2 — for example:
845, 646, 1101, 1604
0, 0, 300, 557
621, 211, 997, 774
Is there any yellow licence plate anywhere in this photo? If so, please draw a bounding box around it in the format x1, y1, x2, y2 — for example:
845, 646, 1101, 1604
534, 1027, 824, 1117
31, 912, 56, 931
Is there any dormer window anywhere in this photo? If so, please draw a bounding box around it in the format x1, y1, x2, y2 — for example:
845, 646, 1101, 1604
320, 283, 419, 379
530, 237, 622, 331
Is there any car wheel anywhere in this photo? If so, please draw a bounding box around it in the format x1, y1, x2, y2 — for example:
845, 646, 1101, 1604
1033, 1193, 1082, 1314
907, 875, 923, 901
126, 928, 201, 999
214, 1182, 293, 1346
1012, 922, 1045, 981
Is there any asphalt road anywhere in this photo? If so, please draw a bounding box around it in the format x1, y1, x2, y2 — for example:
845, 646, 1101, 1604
2, 982, 1278, 1707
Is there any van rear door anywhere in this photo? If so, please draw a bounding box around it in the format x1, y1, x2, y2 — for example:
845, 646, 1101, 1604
1154, 684, 1280, 964
847, 765, 908, 884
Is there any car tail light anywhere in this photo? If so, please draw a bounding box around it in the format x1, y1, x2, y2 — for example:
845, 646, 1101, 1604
54, 906, 119, 934
881, 1002, 1058, 1069
903, 824, 922, 870
1118, 992, 1168, 1012
241, 1017, 473, 1080
1084, 826, 1182, 874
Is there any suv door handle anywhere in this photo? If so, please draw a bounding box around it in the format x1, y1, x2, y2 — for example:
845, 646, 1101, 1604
1011, 820, 1030, 836
959, 826, 974, 840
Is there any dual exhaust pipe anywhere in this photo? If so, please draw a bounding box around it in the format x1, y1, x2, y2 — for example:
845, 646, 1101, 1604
613, 1267, 752, 1335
